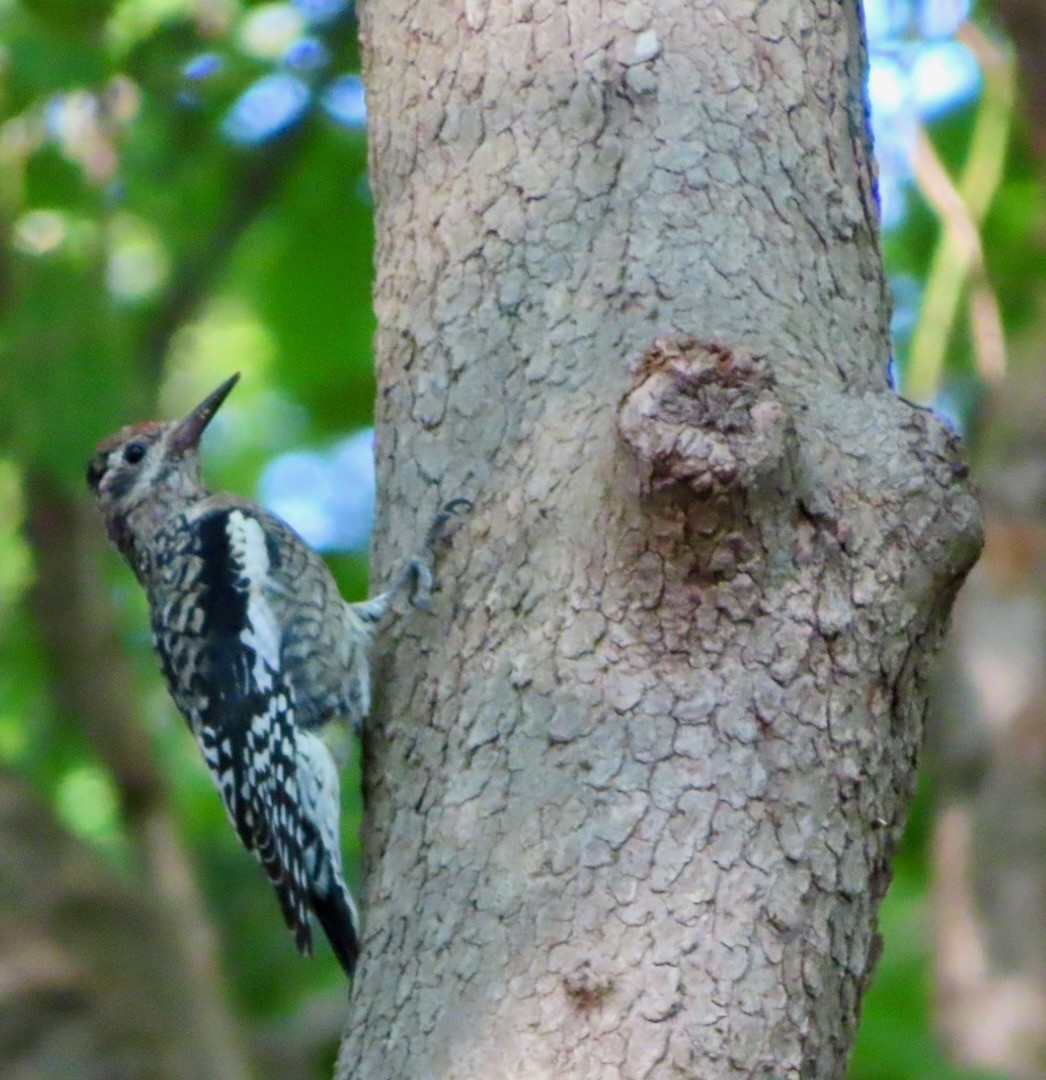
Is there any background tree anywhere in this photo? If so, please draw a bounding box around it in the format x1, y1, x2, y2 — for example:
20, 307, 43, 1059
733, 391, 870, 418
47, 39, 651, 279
918, 4, 1046, 1074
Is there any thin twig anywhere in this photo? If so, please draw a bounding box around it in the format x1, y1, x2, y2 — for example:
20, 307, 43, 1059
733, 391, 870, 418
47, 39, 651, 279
906, 23, 1015, 402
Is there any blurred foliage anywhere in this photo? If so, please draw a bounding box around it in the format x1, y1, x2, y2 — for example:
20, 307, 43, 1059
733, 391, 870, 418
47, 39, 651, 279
0, 0, 1038, 1076
851, 777, 1011, 1080
0, 0, 374, 1055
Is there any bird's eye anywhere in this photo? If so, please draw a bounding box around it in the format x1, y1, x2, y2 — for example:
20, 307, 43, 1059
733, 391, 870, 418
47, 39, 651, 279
124, 442, 146, 465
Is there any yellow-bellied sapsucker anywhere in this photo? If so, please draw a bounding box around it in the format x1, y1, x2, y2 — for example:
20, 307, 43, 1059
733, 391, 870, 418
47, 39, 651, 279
86, 374, 467, 976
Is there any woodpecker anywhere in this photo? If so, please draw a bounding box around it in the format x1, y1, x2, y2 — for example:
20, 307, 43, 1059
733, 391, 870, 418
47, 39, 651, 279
86, 374, 468, 977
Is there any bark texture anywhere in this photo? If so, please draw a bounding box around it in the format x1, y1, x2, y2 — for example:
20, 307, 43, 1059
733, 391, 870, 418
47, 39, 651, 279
340, 2, 982, 1077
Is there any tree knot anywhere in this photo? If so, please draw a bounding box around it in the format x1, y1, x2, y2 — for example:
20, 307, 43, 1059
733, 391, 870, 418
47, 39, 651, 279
617, 337, 792, 498
562, 962, 614, 1013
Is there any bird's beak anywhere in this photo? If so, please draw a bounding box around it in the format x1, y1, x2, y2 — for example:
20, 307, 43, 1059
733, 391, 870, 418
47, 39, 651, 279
169, 374, 240, 454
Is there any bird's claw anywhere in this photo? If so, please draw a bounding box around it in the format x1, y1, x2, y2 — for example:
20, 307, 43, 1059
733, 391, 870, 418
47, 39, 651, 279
407, 557, 434, 613
424, 497, 473, 553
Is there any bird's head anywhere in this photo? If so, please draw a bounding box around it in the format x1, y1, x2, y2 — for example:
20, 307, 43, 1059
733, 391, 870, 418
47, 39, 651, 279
86, 374, 239, 542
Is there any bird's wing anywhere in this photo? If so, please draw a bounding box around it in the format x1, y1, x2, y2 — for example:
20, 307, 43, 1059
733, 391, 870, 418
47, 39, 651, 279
190, 506, 313, 954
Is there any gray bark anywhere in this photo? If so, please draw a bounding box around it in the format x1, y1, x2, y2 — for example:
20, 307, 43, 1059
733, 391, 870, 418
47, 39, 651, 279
339, 2, 982, 1077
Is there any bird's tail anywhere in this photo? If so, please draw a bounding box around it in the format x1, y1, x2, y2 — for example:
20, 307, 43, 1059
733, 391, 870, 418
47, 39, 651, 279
311, 877, 360, 978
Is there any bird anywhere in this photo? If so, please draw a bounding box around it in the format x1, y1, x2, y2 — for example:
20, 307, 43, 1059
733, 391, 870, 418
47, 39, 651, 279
86, 373, 468, 976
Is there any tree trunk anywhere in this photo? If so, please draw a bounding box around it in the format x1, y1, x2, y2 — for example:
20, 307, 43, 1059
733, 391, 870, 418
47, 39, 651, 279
339, 3, 982, 1077
25, 478, 250, 1080
0, 770, 232, 1080
922, 5, 1046, 1073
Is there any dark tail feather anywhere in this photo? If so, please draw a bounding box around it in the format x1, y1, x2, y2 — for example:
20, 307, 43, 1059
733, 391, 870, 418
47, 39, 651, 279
311, 883, 359, 978
253, 818, 313, 956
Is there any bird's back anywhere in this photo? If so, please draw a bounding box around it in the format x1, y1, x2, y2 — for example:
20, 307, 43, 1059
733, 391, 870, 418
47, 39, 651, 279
148, 493, 369, 739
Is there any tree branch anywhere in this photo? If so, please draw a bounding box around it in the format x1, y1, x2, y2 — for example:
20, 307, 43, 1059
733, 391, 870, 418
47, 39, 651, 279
142, 131, 306, 381
26, 474, 251, 1080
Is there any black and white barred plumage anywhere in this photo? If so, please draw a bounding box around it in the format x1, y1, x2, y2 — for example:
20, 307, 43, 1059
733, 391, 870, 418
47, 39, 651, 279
86, 374, 467, 976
